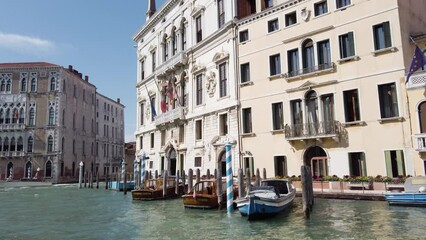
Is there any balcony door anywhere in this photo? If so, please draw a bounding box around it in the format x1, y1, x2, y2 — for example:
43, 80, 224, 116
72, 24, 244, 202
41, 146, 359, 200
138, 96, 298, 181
419, 101, 426, 133
305, 91, 318, 135
303, 146, 328, 178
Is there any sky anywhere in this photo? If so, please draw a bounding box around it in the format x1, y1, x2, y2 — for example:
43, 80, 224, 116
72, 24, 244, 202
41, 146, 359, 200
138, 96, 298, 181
0, 0, 166, 142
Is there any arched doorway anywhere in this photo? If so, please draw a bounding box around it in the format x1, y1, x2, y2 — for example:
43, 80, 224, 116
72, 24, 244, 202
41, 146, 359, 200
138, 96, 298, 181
168, 148, 177, 176
303, 146, 328, 178
45, 161, 52, 178
218, 150, 226, 177
7, 162, 13, 178
25, 161, 32, 178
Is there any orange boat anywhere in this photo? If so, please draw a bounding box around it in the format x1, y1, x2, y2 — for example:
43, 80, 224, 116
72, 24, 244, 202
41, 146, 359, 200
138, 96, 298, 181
132, 178, 184, 201
182, 179, 237, 209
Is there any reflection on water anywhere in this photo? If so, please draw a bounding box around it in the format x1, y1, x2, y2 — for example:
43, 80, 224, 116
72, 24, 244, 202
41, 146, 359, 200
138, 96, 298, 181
1, 185, 426, 240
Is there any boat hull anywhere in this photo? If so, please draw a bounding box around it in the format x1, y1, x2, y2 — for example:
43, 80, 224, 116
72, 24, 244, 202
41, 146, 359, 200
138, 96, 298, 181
385, 193, 426, 206
132, 186, 183, 201
182, 194, 222, 209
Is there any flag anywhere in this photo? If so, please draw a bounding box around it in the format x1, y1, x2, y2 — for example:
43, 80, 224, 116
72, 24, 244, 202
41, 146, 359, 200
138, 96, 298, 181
167, 81, 174, 105
144, 85, 157, 118
160, 94, 167, 113
406, 46, 425, 83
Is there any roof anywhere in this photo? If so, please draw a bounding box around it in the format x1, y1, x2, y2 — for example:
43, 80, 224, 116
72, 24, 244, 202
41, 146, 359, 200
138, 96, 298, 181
0, 62, 60, 68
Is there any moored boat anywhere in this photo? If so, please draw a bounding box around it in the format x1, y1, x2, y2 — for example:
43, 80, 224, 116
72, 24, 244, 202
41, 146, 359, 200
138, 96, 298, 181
385, 176, 426, 206
132, 178, 184, 201
235, 179, 296, 220
182, 179, 237, 209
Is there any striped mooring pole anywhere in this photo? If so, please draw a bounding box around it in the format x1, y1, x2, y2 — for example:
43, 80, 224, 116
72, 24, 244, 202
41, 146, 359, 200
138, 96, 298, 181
140, 153, 146, 186
225, 142, 233, 213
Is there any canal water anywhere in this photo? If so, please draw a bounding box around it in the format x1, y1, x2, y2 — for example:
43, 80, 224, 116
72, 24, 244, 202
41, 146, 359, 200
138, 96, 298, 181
1, 185, 425, 240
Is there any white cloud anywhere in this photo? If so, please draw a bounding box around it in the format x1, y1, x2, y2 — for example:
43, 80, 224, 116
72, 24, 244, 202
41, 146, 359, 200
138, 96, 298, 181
0, 32, 55, 54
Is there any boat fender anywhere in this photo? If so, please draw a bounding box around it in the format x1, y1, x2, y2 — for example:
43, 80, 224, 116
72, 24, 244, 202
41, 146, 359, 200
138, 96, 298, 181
419, 186, 426, 193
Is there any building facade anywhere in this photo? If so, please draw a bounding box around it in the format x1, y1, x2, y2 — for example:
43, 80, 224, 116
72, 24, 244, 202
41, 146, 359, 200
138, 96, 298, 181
0, 62, 125, 183
236, 0, 426, 178
134, 0, 240, 177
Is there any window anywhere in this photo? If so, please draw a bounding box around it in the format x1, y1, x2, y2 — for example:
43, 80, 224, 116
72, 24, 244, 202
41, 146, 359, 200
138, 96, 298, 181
291, 100, 303, 137
314, 1, 328, 16
82, 141, 85, 156
140, 101, 145, 126
73, 140, 76, 155
269, 54, 281, 76
385, 150, 405, 177
217, 0, 225, 28
287, 49, 299, 77
343, 89, 360, 122
140, 59, 145, 80
243, 157, 254, 176
181, 21, 187, 50
264, 0, 273, 8
274, 156, 288, 177
162, 35, 168, 62
378, 82, 399, 118
82, 116, 85, 131
268, 19, 279, 33
5, 109, 10, 124
240, 63, 250, 83
336, 0, 351, 9
161, 130, 166, 146
150, 132, 155, 148
242, 108, 252, 134
10, 137, 16, 151
195, 119, 202, 140
17, 137, 23, 151
196, 15, 203, 43
195, 157, 202, 167
272, 102, 283, 130
62, 137, 65, 152
196, 74, 203, 105
48, 107, 55, 126
285, 12, 297, 26
29, 108, 35, 126
321, 94, 334, 133
30, 76, 37, 92
50, 77, 55, 91
317, 39, 331, 69
219, 63, 227, 97
0, 109, 3, 124
349, 152, 366, 177
219, 114, 228, 135
27, 136, 33, 153
373, 22, 391, 51
19, 108, 24, 124
339, 32, 355, 59
47, 135, 53, 152
239, 30, 249, 43
152, 51, 156, 71
172, 30, 177, 56
12, 109, 18, 123
302, 39, 315, 73
21, 73, 27, 92
179, 125, 185, 143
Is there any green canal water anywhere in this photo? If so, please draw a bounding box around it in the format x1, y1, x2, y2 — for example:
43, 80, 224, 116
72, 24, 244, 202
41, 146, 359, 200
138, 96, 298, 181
1, 185, 425, 240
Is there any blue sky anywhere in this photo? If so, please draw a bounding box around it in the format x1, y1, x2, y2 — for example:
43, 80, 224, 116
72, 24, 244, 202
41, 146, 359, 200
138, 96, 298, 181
0, 0, 165, 142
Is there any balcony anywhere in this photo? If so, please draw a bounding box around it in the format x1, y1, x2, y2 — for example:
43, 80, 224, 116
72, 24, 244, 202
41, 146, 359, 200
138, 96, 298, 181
285, 120, 342, 142
156, 52, 188, 77
285, 63, 335, 81
0, 123, 26, 131
154, 106, 186, 126
0, 151, 25, 157
406, 71, 426, 89
414, 133, 426, 152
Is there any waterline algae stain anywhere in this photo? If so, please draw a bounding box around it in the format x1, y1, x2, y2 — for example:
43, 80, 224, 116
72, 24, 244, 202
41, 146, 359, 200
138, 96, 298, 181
1, 185, 426, 239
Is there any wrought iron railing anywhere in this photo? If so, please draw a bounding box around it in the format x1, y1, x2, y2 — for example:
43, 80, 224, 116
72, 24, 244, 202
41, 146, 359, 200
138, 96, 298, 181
414, 133, 426, 152
285, 120, 341, 139
286, 62, 335, 78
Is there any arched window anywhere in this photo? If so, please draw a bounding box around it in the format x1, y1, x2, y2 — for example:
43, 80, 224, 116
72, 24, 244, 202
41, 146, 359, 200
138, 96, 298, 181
45, 161, 52, 178
19, 108, 25, 124
181, 19, 187, 51
0, 80, 5, 91
302, 39, 315, 73
6, 80, 11, 92
29, 108, 35, 126
48, 107, 55, 126
17, 137, 23, 151
50, 77, 56, 91
25, 161, 32, 178
4, 137, 9, 151
12, 108, 19, 123
10, 137, 16, 151
162, 34, 169, 62
47, 135, 53, 152
0, 109, 4, 124
418, 101, 426, 133
305, 90, 319, 135
21, 78, 27, 92
171, 27, 177, 56
5, 109, 10, 124
27, 136, 33, 153
30, 78, 37, 92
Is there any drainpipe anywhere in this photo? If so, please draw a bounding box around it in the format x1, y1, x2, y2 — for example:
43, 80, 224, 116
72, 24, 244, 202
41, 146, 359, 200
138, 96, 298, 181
232, 18, 243, 170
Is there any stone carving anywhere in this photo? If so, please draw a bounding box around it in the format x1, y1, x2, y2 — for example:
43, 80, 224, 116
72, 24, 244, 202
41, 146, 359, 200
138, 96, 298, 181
206, 71, 216, 97
301, 7, 311, 22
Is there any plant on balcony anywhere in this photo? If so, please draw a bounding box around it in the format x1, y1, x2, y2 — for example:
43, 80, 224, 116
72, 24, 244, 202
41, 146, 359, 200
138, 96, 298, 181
321, 175, 341, 182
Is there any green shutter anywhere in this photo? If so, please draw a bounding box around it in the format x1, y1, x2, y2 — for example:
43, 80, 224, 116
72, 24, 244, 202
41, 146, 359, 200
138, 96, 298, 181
383, 22, 392, 48
274, 157, 278, 177
348, 32, 355, 57
385, 151, 393, 177
250, 157, 254, 177
348, 154, 353, 176
396, 150, 406, 176
361, 153, 367, 176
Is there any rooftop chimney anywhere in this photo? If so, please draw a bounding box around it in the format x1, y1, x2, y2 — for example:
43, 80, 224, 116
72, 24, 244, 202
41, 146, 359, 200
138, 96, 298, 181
68, 65, 73, 71
117, 98, 121, 104
84, 75, 89, 82
146, 0, 156, 21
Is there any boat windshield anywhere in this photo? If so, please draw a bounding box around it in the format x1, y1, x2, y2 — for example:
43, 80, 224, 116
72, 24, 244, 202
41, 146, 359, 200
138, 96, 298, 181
262, 181, 289, 194
194, 181, 214, 194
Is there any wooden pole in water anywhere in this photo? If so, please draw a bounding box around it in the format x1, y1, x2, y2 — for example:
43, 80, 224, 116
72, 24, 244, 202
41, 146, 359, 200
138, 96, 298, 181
163, 170, 168, 198
182, 170, 186, 193
84, 171, 87, 188
96, 173, 99, 189
175, 170, 180, 195
238, 168, 243, 198
90, 172, 93, 188
78, 162, 83, 189
206, 169, 211, 179
301, 166, 314, 219
105, 174, 109, 190
214, 169, 217, 179
196, 169, 200, 184
155, 170, 158, 179
255, 168, 260, 187
245, 168, 251, 196
217, 167, 223, 209
124, 172, 127, 195
263, 168, 267, 180
188, 169, 193, 194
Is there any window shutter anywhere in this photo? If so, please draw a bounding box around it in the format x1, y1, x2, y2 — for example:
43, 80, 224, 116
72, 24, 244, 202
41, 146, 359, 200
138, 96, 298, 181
384, 151, 393, 177
348, 154, 353, 176
361, 153, 367, 176
383, 22, 391, 48
348, 32, 355, 57
396, 150, 405, 176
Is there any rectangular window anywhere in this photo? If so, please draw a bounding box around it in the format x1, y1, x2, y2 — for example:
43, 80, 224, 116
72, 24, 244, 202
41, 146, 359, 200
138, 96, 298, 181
240, 63, 250, 83
151, 96, 156, 121
385, 150, 405, 177
287, 49, 299, 77
150, 132, 155, 148
291, 100, 303, 136
140, 101, 145, 126
336, 0, 351, 9
378, 82, 399, 118
269, 54, 281, 76
321, 94, 334, 133
268, 19, 279, 33
242, 108, 252, 134
339, 32, 355, 59
343, 89, 360, 122
314, 1, 328, 16
149, 161, 153, 169
161, 130, 166, 146
285, 12, 297, 27
264, 0, 273, 8
373, 22, 392, 51
349, 152, 366, 177
140, 60, 145, 80
272, 102, 283, 130
179, 125, 185, 143
195, 157, 202, 167
219, 113, 228, 135
139, 136, 143, 150
274, 156, 288, 177
196, 15, 203, 43
219, 63, 227, 97
196, 74, 203, 105
317, 39, 331, 69
152, 51, 156, 71
217, 0, 225, 28
239, 30, 249, 43
244, 157, 254, 176
195, 119, 202, 140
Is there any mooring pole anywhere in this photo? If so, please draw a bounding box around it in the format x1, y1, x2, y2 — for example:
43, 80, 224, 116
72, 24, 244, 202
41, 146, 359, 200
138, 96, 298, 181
245, 168, 251, 196
163, 170, 168, 198
175, 170, 180, 195
78, 161, 83, 189
238, 168, 243, 198
263, 168, 267, 180
225, 142, 233, 213
182, 170, 186, 193
206, 169, 211, 179
188, 169, 193, 194
255, 168, 260, 187
301, 166, 314, 219
196, 169, 200, 184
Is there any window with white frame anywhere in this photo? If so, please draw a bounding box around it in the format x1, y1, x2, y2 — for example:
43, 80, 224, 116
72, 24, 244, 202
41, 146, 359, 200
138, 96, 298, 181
269, 54, 281, 76
219, 113, 228, 136
239, 30, 249, 43
339, 32, 355, 59
196, 15, 203, 43
20, 73, 27, 92
287, 49, 299, 77
378, 82, 399, 119
194, 157, 202, 167
336, 0, 351, 9
343, 89, 360, 122
47, 135, 53, 152
268, 19, 279, 33
242, 108, 252, 134
219, 63, 227, 97
314, 1, 328, 16
373, 22, 392, 51
240, 63, 250, 83
217, 0, 225, 28
285, 12, 297, 26
196, 74, 203, 105
195, 119, 203, 140
272, 102, 283, 130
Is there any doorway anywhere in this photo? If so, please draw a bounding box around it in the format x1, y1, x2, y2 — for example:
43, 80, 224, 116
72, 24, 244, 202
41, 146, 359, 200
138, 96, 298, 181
303, 146, 328, 178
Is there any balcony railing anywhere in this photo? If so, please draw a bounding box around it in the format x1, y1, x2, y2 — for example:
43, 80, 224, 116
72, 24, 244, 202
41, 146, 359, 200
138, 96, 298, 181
0, 151, 25, 157
0, 123, 26, 131
285, 120, 341, 140
414, 133, 426, 152
156, 52, 188, 77
406, 71, 426, 89
285, 63, 335, 79
155, 106, 185, 126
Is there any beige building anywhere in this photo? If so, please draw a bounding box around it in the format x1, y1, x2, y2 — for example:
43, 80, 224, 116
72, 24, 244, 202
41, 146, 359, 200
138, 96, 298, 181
0, 62, 125, 183
236, 0, 426, 178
